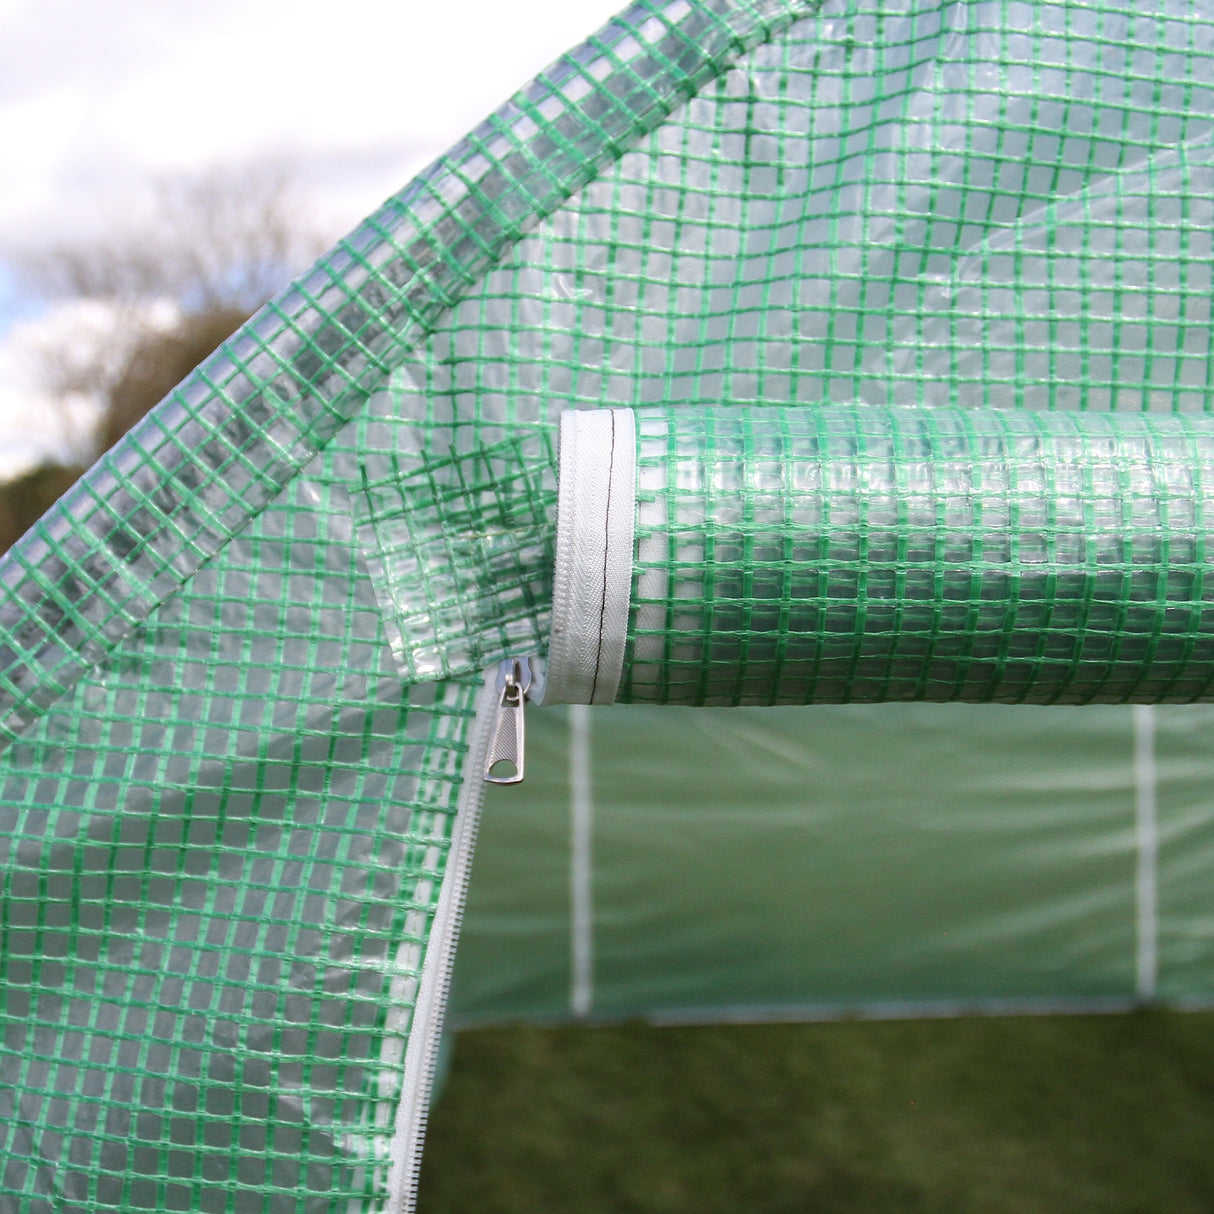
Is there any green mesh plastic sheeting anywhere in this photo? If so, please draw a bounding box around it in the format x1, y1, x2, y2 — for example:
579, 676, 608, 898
4, 0, 1214, 1212
0, 0, 803, 748
0, 4, 797, 1211
624, 405, 1214, 705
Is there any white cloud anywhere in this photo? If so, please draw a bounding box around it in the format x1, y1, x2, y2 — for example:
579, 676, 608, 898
0, 0, 623, 251
0, 298, 167, 476
0, 335, 89, 481
0, 0, 623, 475
0, 88, 85, 226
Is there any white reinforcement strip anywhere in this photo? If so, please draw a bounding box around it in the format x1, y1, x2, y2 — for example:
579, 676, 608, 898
382, 671, 497, 1214
543, 409, 636, 705
1133, 704, 1158, 1001
569, 703, 594, 1018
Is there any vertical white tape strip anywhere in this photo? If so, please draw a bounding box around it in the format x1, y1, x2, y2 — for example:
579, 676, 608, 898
1132, 704, 1158, 1001
382, 672, 497, 1214
569, 703, 594, 1018
543, 409, 636, 705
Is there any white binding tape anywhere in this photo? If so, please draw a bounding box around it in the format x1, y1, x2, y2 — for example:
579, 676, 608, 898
543, 409, 636, 705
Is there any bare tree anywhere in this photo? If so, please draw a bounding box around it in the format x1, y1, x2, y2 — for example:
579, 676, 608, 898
16, 162, 330, 463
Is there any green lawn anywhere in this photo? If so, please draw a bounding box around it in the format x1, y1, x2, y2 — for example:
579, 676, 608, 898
418, 1011, 1214, 1213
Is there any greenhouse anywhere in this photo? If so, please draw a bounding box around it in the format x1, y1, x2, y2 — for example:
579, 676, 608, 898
3, 0, 1214, 1211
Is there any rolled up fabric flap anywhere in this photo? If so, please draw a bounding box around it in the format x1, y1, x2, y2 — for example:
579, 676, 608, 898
547, 404, 1214, 707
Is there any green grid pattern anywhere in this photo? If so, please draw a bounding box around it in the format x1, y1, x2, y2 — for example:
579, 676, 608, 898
356, 428, 558, 681
622, 405, 1214, 705
1, 629, 482, 1211
2, 0, 1214, 1210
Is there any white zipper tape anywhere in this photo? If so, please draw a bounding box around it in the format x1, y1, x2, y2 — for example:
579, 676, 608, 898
542, 408, 637, 706
383, 672, 497, 1214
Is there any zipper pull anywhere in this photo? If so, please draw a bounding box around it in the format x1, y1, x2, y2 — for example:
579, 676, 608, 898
484, 657, 533, 785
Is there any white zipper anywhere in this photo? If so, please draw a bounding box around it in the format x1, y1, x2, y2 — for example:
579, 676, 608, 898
383, 658, 533, 1214
384, 412, 638, 1210
484, 656, 533, 784
543, 408, 636, 706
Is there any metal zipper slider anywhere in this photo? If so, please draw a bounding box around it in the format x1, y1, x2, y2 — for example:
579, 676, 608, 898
484, 657, 533, 784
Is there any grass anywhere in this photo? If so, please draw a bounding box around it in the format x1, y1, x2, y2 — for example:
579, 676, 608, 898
417, 1011, 1214, 1213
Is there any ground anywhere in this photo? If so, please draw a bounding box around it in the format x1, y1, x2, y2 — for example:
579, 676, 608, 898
419, 1011, 1214, 1213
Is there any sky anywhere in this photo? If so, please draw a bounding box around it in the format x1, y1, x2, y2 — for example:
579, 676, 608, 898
0, 0, 623, 475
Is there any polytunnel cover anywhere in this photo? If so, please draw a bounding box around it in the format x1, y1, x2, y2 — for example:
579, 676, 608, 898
5, 0, 1214, 1211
